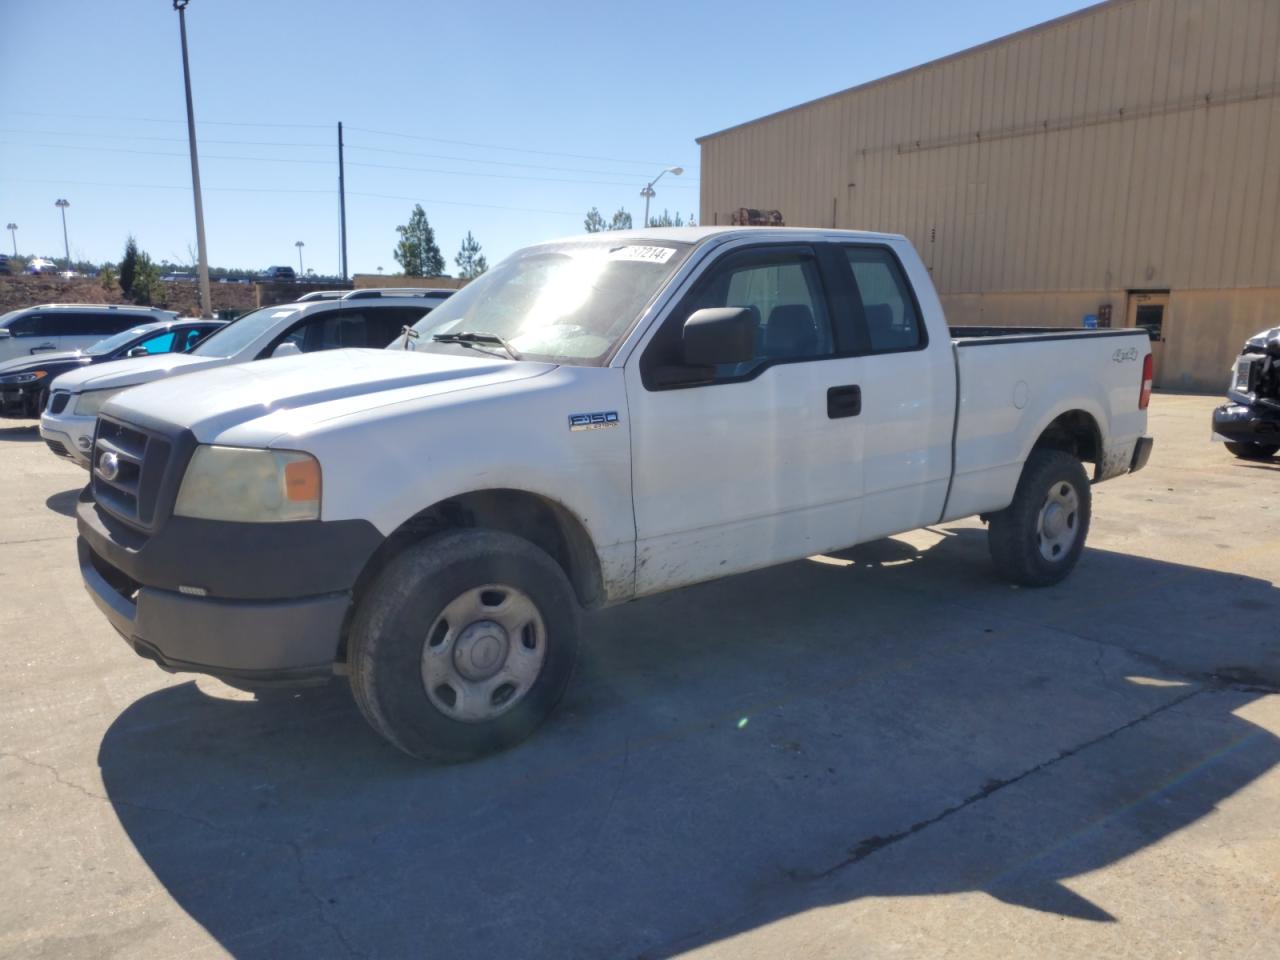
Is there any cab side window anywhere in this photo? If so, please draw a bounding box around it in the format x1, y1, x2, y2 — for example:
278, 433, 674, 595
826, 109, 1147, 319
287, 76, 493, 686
844, 247, 922, 352
654, 249, 833, 383
7, 313, 53, 337
134, 331, 178, 354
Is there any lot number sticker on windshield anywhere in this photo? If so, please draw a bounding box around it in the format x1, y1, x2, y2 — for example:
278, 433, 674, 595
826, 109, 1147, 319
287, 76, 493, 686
609, 245, 676, 264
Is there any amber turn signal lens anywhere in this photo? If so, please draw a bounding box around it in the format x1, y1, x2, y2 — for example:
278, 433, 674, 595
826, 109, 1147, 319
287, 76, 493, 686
283, 458, 321, 502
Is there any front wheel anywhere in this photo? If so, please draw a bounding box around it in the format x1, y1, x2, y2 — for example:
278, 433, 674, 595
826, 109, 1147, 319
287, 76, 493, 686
348, 529, 580, 761
988, 449, 1092, 587
1225, 441, 1279, 460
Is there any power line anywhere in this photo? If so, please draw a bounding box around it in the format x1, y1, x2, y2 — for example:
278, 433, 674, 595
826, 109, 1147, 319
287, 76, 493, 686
5, 141, 699, 188
3, 109, 331, 129
0, 127, 330, 149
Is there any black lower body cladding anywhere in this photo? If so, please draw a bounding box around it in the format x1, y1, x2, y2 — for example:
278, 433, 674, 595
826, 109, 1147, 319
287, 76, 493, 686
77, 497, 385, 684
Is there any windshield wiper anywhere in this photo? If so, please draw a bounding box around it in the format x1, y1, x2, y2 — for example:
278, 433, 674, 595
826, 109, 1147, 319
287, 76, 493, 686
431, 331, 523, 361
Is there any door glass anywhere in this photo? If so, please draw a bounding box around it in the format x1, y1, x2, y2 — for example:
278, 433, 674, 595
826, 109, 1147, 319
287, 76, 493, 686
134, 331, 177, 354
691, 256, 833, 378
7, 314, 54, 337
845, 248, 922, 351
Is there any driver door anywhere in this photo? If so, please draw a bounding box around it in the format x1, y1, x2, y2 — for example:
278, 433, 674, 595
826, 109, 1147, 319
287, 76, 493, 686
625, 243, 866, 595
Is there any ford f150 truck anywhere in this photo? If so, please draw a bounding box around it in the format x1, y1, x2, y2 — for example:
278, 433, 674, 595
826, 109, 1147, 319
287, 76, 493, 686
75, 227, 1154, 760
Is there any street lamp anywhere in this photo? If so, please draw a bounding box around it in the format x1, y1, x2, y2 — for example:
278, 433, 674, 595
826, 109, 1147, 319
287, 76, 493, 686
54, 199, 70, 272
174, 0, 213, 318
640, 166, 683, 228
5, 223, 16, 257
295, 240, 305, 276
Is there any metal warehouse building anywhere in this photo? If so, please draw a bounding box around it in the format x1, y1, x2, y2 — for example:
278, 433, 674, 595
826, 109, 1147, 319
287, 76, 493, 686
697, 0, 1280, 390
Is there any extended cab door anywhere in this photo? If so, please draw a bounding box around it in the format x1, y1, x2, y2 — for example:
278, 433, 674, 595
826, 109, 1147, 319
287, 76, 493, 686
833, 243, 956, 539
625, 242, 867, 595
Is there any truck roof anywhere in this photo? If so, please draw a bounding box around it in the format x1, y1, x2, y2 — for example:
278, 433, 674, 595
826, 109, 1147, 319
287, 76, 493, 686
544, 225, 908, 247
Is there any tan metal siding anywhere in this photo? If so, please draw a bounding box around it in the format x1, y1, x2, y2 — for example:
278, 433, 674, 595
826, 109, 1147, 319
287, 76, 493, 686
698, 0, 1280, 294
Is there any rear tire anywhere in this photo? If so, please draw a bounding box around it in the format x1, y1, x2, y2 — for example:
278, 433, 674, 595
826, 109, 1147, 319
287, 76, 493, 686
988, 449, 1091, 587
348, 529, 580, 761
1225, 441, 1279, 460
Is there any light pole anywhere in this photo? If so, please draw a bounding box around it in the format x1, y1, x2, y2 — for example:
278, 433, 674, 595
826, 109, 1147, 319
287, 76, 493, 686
295, 240, 305, 276
5, 223, 16, 257
641, 166, 683, 228
54, 199, 70, 271
174, 0, 213, 318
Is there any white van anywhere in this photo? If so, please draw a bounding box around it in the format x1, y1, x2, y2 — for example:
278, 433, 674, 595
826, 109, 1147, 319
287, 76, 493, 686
0, 304, 177, 364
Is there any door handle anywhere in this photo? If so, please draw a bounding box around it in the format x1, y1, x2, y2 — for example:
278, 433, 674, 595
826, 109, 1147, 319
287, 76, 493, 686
827, 384, 862, 419
30, 342, 57, 353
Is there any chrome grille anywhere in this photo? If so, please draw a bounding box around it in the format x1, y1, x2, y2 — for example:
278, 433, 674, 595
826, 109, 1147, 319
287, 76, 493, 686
92, 417, 172, 529
48, 391, 70, 414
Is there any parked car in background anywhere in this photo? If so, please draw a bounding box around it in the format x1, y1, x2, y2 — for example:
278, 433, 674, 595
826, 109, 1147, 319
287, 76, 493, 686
0, 253, 11, 275
42, 289, 450, 467
72, 227, 1153, 760
262, 266, 297, 282
160, 272, 195, 283
1213, 325, 1280, 460
6, 317, 223, 428
24, 258, 59, 274
0, 304, 178, 365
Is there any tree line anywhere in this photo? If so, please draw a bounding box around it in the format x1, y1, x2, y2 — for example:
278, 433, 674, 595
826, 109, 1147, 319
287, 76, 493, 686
394, 205, 488, 280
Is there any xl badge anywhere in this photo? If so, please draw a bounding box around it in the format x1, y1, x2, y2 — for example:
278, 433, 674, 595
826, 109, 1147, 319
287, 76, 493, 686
568, 411, 619, 432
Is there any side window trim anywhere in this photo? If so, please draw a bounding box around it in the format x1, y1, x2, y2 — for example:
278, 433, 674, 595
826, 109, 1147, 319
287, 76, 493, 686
840, 243, 930, 355
640, 243, 844, 391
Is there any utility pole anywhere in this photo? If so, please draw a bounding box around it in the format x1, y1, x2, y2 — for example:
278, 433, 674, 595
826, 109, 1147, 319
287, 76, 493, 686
6, 223, 17, 257
338, 121, 348, 282
54, 199, 70, 271
174, 1, 213, 318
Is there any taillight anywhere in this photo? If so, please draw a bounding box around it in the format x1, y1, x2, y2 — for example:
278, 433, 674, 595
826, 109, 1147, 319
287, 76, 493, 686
1139, 353, 1153, 409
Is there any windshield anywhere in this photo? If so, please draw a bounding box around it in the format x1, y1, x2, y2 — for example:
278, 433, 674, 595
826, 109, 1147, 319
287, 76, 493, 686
192, 305, 302, 358
390, 239, 693, 363
87, 326, 154, 356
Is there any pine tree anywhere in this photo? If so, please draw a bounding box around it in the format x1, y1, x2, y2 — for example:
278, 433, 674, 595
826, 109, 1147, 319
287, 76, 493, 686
454, 231, 489, 280
393, 204, 445, 277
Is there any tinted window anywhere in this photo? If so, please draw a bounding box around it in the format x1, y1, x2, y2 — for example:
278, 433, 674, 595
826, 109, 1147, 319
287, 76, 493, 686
368, 307, 431, 348
669, 249, 834, 380
844, 247, 921, 352
6, 313, 55, 337
179, 326, 219, 351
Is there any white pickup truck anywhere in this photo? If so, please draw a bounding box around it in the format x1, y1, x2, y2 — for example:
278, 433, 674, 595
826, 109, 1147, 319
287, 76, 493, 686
76, 227, 1153, 760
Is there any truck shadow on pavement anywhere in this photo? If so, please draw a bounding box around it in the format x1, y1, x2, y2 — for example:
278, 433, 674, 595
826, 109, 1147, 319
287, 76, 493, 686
96, 530, 1280, 958
0, 423, 40, 441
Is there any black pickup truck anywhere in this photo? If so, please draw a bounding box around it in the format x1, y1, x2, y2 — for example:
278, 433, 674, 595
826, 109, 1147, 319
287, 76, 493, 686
1213, 326, 1280, 460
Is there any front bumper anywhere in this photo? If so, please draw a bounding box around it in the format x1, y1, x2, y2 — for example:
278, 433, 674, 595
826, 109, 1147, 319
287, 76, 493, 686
1212, 402, 1280, 445
77, 496, 384, 685
39, 410, 93, 467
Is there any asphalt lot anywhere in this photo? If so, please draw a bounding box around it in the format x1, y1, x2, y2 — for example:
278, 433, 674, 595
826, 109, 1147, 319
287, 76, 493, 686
1, 392, 1278, 959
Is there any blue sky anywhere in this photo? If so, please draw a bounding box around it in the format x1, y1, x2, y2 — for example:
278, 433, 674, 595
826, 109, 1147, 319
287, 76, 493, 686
1, 0, 1094, 276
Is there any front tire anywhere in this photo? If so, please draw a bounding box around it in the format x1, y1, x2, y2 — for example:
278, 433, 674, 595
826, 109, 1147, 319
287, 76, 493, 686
348, 529, 580, 761
988, 449, 1091, 587
1225, 441, 1279, 460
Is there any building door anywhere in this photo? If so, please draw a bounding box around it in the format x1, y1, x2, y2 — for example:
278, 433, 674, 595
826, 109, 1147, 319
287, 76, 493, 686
1126, 292, 1169, 387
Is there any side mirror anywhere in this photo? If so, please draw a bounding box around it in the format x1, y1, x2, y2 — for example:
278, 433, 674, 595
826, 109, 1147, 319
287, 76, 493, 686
272, 340, 302, 358
1267, 333, 1280, 358
126, 346, 149, 358
682, 307, 755, 367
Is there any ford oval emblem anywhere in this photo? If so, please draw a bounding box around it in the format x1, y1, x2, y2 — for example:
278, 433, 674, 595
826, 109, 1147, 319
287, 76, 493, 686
98, 451, 120, 482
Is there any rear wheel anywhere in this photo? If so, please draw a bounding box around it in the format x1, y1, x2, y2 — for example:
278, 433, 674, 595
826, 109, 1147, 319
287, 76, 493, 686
348, 529, 580, 761
988, 449, 1091, 587
1225, 441, 1279, 460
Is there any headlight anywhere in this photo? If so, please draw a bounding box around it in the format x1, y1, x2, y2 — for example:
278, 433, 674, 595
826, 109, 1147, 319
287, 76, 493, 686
74, 388, 121, 417
174, 446, 321, 523
0, 370, 47, 386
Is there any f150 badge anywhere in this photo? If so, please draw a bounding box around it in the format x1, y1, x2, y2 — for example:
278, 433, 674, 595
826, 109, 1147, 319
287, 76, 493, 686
568, 411, 620, 432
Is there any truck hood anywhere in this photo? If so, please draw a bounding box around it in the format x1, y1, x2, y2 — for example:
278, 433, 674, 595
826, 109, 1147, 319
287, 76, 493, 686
100, 348, 556, 443
49, 352, 216, 394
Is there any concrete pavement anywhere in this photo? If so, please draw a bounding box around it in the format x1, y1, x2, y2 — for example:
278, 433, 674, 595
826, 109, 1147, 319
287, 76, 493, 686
1, 394, 1277, 959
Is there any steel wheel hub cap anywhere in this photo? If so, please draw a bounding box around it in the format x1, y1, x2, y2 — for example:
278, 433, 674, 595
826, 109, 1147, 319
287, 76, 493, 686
1036, 481, 1080, 562
421, 584, 546, 723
